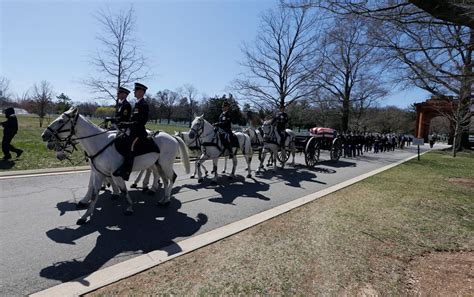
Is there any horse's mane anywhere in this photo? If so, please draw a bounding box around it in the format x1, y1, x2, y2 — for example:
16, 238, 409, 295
79, 114, 106, 132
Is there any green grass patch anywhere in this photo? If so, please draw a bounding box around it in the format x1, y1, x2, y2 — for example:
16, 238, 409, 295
88, 150, 473, 296
0, 115, 190, 171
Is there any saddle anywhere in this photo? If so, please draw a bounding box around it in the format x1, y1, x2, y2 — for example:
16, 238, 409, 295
115, 132, 160, 157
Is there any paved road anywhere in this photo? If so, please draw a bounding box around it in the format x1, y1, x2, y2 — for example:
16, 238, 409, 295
0, 146, 433, 296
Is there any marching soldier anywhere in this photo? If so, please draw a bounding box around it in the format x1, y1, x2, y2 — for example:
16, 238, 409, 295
113, 82, 149, 180
1, 107, 23, 160
214, 101, 234, 158
271, 105, 288, 148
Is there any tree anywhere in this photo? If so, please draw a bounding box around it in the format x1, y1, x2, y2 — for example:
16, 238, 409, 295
157, 89, 179, 124
235, 5, 322, 108
286, 0, 474, 28
313, 14, 387, 132
179, 84, 199, 127
201, 94, 246, 125
56, 93, 73, 113
76, 102, 99, 117
370, 7, 472, 155
32, 81, 53, 127
85, 6, 148, 104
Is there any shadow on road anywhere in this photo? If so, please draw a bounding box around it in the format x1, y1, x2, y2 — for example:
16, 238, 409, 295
40, 192, 207, 284
257, 166, 325, 188
318, 160, 357, 168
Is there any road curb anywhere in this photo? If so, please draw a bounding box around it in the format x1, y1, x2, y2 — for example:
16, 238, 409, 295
30, 148, 434, 297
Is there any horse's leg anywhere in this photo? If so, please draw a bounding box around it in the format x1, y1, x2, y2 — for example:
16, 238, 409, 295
155, 164, 169, 205
211, 157, 219, 185
202, 162, 209, 176
109, 178, 120, 200
245, 144, 252, 178
131, 170, 144, 188
196, 154, 209, 183
222, 156, 227, 173
142, 168, 152, 192
291, 142, 296, 166
150, 165, 160, 194
258, 147, 267, 173
272, 147, 278, 172
229, 150, 237, 179
77, 171, 94, 208
112, 176, 134, 215
77, 174, 104, 225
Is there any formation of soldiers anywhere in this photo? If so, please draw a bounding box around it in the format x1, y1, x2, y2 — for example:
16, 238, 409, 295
340, 132, 413, 158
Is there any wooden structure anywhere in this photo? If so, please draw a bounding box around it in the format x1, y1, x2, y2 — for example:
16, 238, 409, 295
415, 96, 454, 144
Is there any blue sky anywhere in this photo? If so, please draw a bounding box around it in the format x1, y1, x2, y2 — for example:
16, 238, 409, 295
1, 0, 429, 108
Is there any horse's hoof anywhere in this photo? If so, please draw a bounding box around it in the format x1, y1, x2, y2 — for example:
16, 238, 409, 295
142, 187, 149, 193
130, 183, 138, 188
190, 175, 195, 179
76, 202, 88, 209
210, 180, 218, 186
124, 209, 134, 216
205, 171, 209, 175
157, 201, 171, 208
147, 190, 155, 196
111, 194, 120, 200
198, 178, 203, 183
106, 183, 111, 188
246, 174, 252, 178
76, 218, 87, 225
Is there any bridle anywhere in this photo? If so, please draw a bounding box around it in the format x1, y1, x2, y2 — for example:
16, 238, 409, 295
46, 112, 112, 165
262, 121, 275, 142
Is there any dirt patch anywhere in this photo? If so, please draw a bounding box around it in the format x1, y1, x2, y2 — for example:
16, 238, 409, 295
405, 251, 474, 296
448, 177, 474, 188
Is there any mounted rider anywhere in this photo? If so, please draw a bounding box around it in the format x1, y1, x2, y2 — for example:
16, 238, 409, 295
106, 86, 132, 128
214, 100, 234, 158
113, 82, 149, 181
271, 105, 288, 148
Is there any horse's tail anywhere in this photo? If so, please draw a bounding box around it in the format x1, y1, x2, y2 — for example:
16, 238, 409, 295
174, 136, 191, 174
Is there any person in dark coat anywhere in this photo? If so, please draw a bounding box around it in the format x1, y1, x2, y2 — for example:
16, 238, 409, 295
113, 82, 149, 180
214, 101, 234, 158
1, 107, 23, 160
105, 86, 132, 128
271, 105, 288, 147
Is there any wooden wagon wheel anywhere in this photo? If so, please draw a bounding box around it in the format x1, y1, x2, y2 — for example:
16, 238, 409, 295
277, 148, 291, 163
304, 137, 320, 167
330, 138, 342, 161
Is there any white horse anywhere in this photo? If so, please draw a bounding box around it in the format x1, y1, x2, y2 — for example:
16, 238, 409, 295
257, 120, 296, 173
42, 107, 190, 225
174, 131, 210, 178
188, 115, 253, 183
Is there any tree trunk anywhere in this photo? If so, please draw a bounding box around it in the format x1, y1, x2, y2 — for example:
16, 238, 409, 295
341, 96, 350, 132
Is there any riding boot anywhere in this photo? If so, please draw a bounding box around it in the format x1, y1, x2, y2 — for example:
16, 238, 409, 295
113, 153, 134, 181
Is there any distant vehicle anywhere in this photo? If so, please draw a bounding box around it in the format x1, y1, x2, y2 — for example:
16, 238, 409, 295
468, 134, 474, 149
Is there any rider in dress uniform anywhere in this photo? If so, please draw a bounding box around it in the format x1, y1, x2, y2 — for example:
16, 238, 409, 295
1, 107, 23, 160
271, 105, 288, 148
113, 82, 149, 180
214, 101, 234, 158
114, 86, 132, 125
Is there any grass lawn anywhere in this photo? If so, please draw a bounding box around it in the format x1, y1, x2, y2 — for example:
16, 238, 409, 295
88, 150, 473, 296
0, 115, 190, 171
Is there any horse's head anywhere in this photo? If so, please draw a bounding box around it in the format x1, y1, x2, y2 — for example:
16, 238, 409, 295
261, 120, 274, 140
41, 107, 79, 149
188, 115, 205, 140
